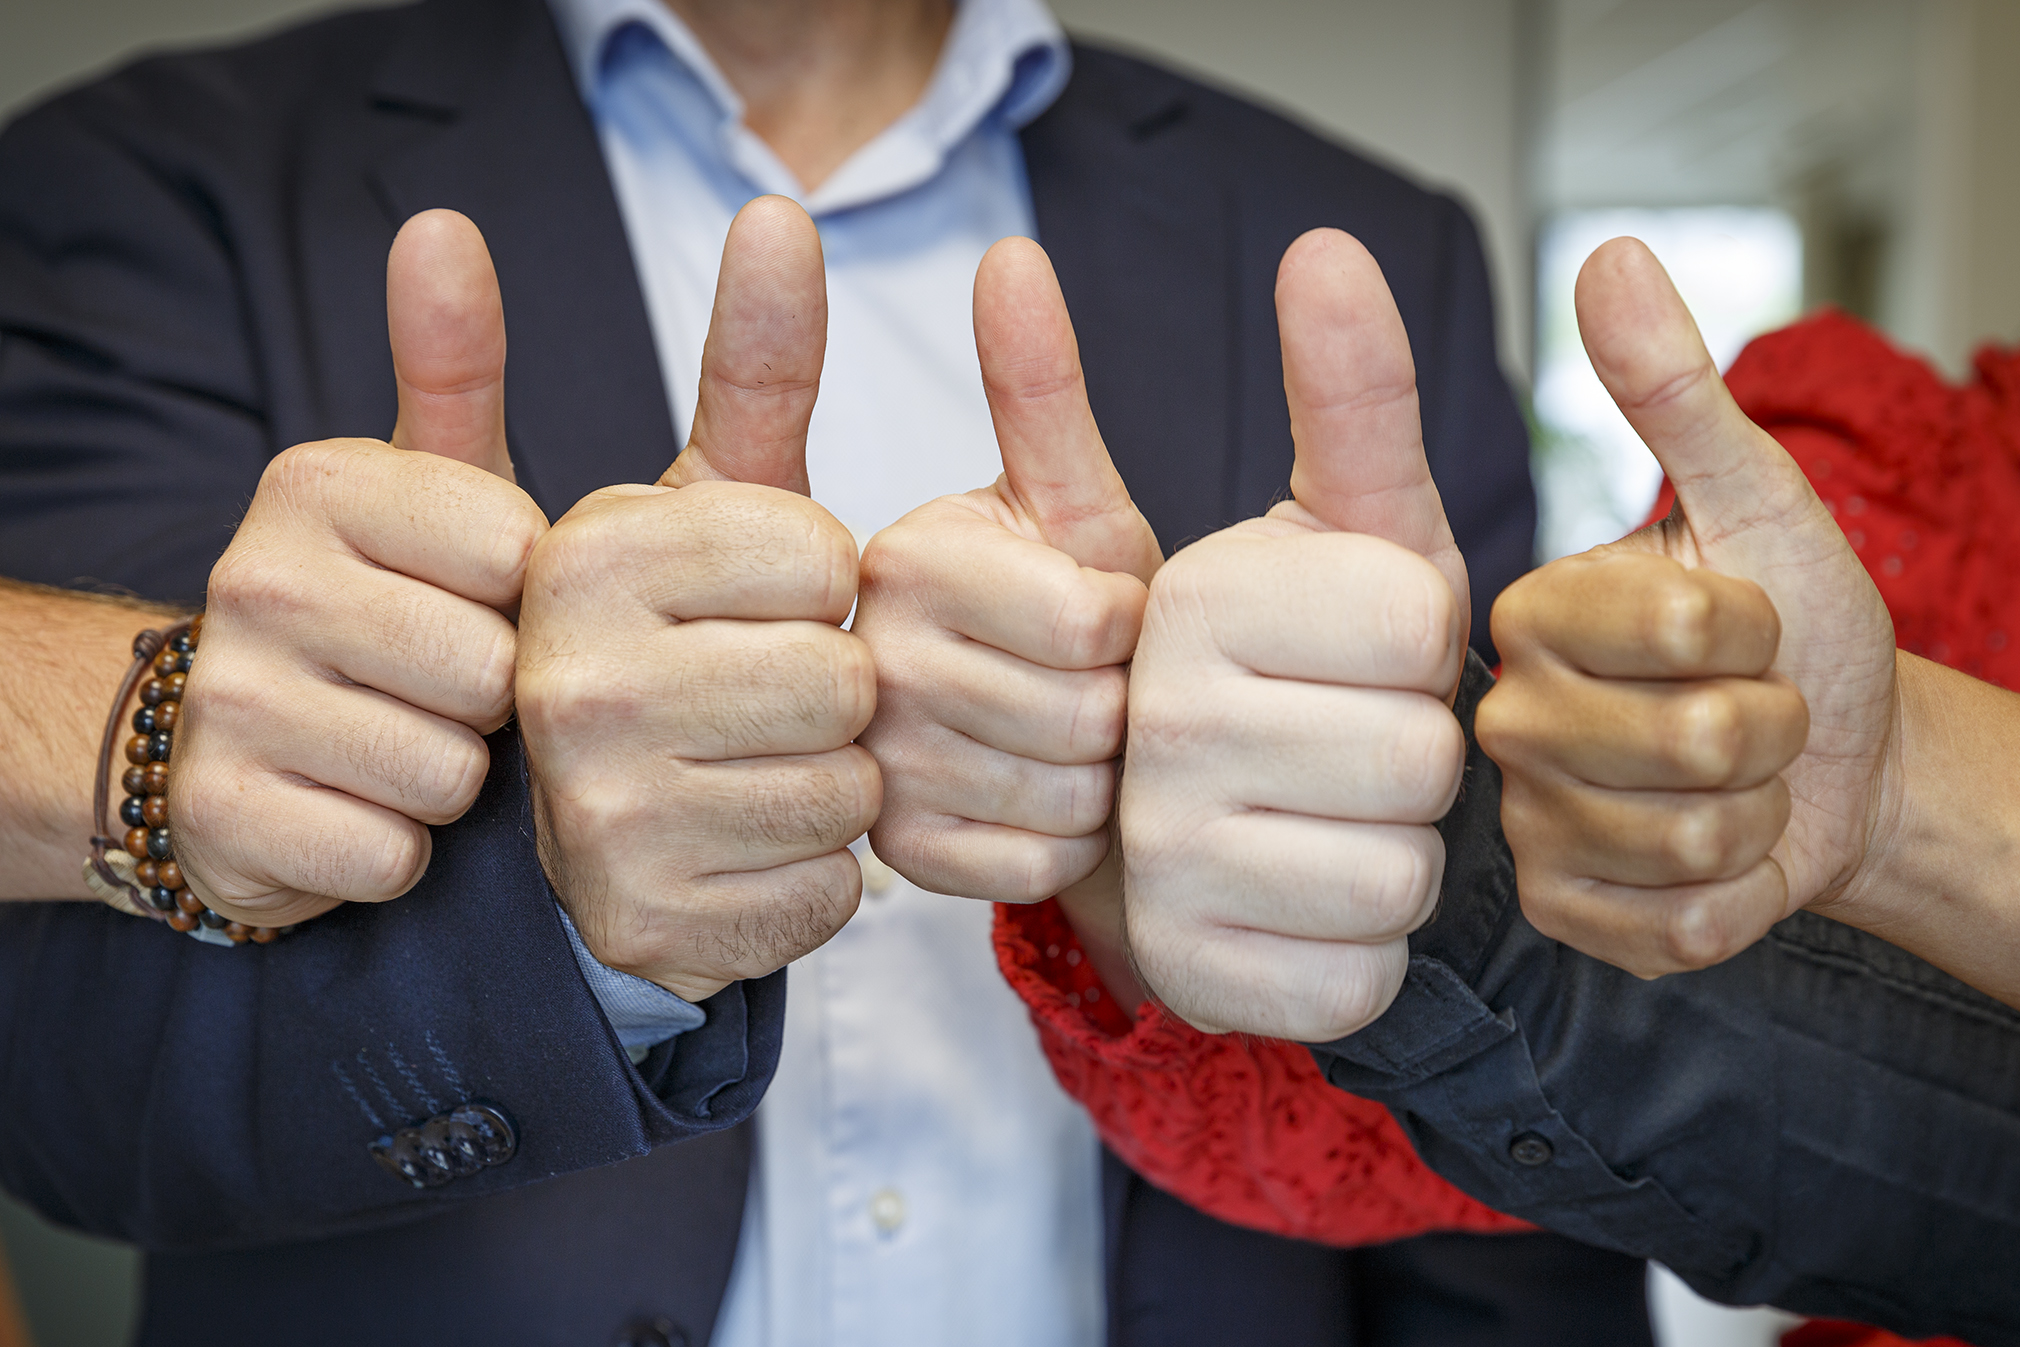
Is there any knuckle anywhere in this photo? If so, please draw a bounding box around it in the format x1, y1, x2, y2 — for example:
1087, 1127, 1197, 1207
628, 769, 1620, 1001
1062, 668, 1128, 761
1304, 944, 1407, 1041
1047, 584, 1123, 669
526, 505, 629, 600
1385, 700, 1466, 816
1057, 761, 1116, 837
351, 822, 431, 900
205, 535, 310, 626
481, 496, 547, 594
411, 733, 490, 823
1471, 683, 1521, 764
1657, 893, 1750, 970
1384, 562, 1458, 685
1360, 830, 1444, 934
1671, 686, 1745, 784
257, 438, 354, 507
1650, 577, 1717, 667
712, 856, 862, 977
1661, 801, 1745, 876
735, 753, 879, 851
1486, 572, 1541, 655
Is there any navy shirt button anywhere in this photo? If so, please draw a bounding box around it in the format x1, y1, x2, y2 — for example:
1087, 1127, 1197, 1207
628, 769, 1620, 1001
612, 1316, 687, 1347
1508, 1131, 1555, 1167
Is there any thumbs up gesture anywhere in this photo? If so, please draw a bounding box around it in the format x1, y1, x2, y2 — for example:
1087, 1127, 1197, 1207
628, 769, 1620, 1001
514, 197, 879, 1004
851, 238, 1161, 926
171, 209, 548, 927
1121, 230, 1472, 1041
1475, 239, 1896, 977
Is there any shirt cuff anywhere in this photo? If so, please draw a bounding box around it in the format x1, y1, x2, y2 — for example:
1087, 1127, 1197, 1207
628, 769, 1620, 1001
558, 905, 706, 1051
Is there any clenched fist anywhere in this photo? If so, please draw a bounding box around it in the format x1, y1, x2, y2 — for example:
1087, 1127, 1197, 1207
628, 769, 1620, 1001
516, 197, 881, 1003
170, 210, 547, 928
1122, 230, 1472, 1041
1476, 238, 1894, 978
854, 237, 1160, 938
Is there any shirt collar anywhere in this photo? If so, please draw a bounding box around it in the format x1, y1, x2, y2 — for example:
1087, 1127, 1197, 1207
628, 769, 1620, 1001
548, 0, 1070, 214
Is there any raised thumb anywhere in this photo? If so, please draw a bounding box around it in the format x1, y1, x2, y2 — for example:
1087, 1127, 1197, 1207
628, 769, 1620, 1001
1575, 237, 1821, 551
661, 195, 824, 494
387, 209, 514, 482
1277, 229, 1465, 603
974, 236, 1158, 581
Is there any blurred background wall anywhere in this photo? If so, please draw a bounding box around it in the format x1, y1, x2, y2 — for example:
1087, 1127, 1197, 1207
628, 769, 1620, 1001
1, 1, 2016, 1344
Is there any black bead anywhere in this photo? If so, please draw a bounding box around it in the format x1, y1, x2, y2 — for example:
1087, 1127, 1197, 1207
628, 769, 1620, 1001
147, 731, 172, 762
147, 886, 178, 912
197, 907, 228, 929
174, 652, 192, 673
131, 706, 157, 735
169, 633, 193, 654
119, 795, 147, 828
145, 828, 173, 861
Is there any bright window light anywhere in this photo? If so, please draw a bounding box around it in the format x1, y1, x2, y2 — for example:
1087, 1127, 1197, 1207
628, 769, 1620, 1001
1532, 208, 1803, 561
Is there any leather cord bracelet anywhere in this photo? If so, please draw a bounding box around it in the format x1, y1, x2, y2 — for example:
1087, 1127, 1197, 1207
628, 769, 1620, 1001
85, 615, 294, 945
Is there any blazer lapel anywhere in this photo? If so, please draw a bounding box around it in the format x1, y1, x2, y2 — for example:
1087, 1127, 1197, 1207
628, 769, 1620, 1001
1022, 49, 1239, 555
367, 0, 679, 519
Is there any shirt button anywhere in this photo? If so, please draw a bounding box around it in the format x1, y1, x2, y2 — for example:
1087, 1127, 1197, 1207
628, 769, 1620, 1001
869, 1187, 906, 1233
861, 849, 896, 897
1508, 1131, 1555, 1167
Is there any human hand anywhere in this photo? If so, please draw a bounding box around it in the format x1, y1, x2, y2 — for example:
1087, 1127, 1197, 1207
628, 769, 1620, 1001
169, 210, 547, 928
853, 237, 1160, 948
1475, 238, 1895, 976
1120, 229, 1471, 1041
514, 197, 880, 1003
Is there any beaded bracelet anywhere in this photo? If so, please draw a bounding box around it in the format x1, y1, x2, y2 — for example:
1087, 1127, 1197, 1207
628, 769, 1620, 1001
86, 615, 292, 945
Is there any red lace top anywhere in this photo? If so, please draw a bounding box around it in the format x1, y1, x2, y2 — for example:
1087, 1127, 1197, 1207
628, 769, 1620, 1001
994, 311, 2020, 1346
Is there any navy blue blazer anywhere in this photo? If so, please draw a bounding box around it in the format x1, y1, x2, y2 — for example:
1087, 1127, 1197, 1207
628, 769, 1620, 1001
0, 1, 1535, 1342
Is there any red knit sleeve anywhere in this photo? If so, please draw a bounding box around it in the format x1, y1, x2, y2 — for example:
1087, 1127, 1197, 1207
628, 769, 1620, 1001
993, 898, 1529, 1246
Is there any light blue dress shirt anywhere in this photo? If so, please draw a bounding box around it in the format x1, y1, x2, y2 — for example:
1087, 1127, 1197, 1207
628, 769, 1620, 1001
547, 1, 1106, 1343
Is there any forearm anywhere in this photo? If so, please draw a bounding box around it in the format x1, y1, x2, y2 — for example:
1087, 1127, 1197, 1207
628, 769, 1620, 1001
1819, 651, 2020, 1007
0, 578, 184, 899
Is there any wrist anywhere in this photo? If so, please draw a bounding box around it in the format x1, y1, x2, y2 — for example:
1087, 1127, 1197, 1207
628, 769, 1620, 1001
1053, 836, 1146, 1012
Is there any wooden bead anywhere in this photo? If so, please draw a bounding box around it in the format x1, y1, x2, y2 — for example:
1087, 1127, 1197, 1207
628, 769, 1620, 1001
153, 701, 179, 731
141, 795, 169, 827
225, 923, 251, 943
124, 735, 152, 766
188, 614, 203, 640
156, 860, 182, 891
122, 765, 148, 796
250, 925, 279, 944
164, 672, 187, 700
154, 648, 179, 678
134, 859, 159, 888
139, 678, 166, 707
140, 762, 169, 794
124, 827, 151, 859
167, 910, 199, 933
175, 891, 205, 916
